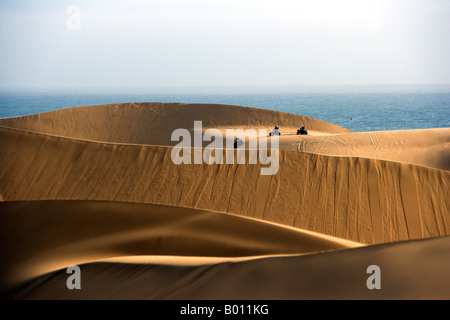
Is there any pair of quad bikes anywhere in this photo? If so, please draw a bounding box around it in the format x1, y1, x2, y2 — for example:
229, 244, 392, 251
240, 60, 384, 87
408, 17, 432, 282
269, 126, 308, 136
234, 125, 308, 148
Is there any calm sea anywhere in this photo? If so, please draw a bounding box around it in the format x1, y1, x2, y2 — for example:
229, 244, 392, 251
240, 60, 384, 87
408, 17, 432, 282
0, 85, 449, 132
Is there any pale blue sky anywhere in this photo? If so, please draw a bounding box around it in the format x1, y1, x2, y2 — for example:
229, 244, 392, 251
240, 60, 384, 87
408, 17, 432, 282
0, 0, 449, 87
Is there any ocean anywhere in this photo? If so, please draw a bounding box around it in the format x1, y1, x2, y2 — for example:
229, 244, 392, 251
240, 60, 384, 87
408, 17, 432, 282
0, 85, 449, 132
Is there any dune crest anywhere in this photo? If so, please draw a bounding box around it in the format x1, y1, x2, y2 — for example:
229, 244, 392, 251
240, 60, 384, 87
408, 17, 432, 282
0, 102, 350, 146
0, 200, 361, 292
1, 103, 446, 171
10, 236, 450, 300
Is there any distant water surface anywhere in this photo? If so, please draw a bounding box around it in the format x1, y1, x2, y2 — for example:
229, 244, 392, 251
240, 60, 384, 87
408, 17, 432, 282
0, 85, 449, 132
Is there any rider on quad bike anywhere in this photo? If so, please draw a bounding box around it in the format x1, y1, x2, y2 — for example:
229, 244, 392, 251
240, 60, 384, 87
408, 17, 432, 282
269, 125, 281, 136
297, 125, 308, 135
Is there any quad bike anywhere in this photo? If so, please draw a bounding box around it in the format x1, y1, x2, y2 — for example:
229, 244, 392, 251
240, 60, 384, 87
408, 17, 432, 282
269, 127, 281, 136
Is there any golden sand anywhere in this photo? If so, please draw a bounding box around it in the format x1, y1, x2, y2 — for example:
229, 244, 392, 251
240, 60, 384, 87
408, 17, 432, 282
0, 103, 448, 299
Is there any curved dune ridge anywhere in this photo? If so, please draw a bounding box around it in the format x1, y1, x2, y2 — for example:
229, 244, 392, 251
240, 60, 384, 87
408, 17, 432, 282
0, 200, 361, 294
0, 102, 449, 299
0, 125, 448, 245
12, 236, 450, 300
0, 102, 447, 170
0, 102, 351, 146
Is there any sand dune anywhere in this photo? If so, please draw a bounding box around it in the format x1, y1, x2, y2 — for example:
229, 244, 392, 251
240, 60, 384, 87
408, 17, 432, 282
10, 235, 450, 300
0, 102, 350, 146
239, 127, 449, 171
292, 128, 450, 171
0, 125, 448, 245
0, 102, 448, 300
0, 200, 361, 295
0, 102, 446, 171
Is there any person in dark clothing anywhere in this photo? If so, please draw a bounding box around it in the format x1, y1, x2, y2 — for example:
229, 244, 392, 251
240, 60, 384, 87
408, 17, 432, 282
297, 125, 308, 135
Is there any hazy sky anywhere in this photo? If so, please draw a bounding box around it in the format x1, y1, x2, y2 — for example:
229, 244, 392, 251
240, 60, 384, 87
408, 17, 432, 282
0, 0, 449, 87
